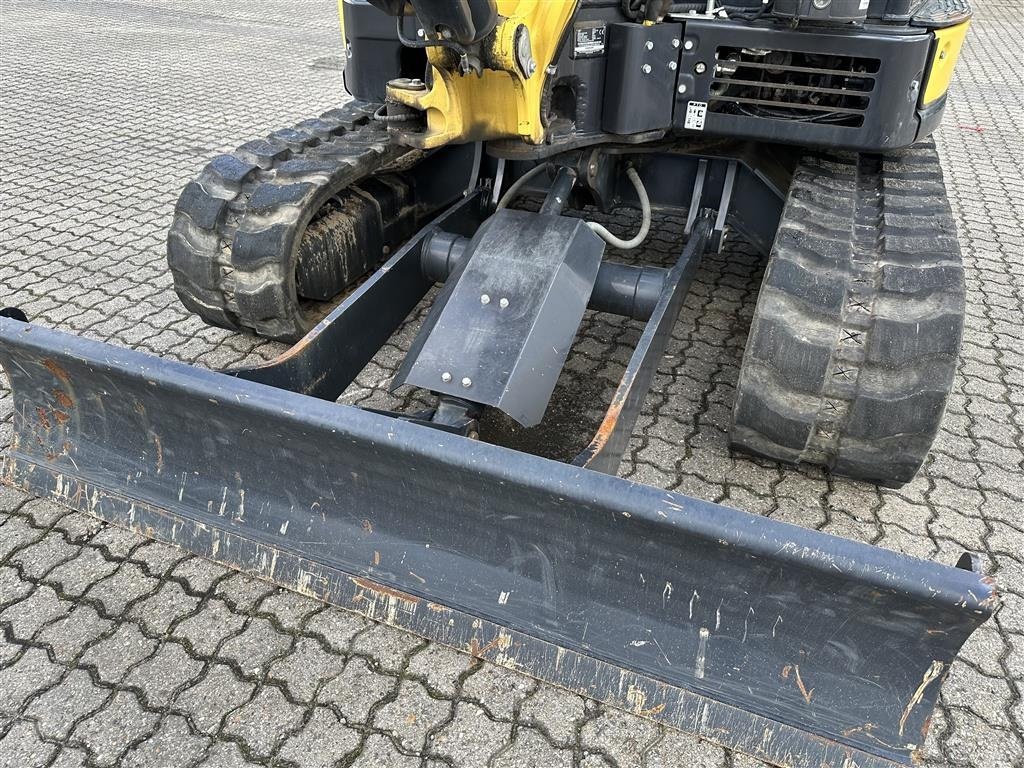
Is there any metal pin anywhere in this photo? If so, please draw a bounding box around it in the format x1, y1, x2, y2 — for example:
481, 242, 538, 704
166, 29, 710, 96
441, 372, 452, 383
461, 377, 472, 388
480, 294, 491, 305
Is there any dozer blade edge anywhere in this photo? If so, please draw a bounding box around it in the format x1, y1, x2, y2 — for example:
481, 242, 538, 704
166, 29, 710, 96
0, 317, 995, 768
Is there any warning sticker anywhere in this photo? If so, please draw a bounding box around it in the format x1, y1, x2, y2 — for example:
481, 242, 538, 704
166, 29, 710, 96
684, 101, 707, 131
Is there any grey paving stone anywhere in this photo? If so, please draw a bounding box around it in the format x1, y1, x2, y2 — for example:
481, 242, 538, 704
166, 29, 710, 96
71, 690, 159, 767
221, 684, 305, 759
407, 642, 471, 698
84, 561, 159, 615
256, 589, 324, 631
461, 662, 535, 721
194, 741, 263, 767
316, 656, 395, 725
121, 714, 209, 768
430, 701, 511, 767
349, 734, 420, 768
304, 607, 369, 653
0, 516, 45, 562
491, 727, 574, 768
213, 572, 276, 613
277, 706, 361, 768
174, 663, 255, 736
49, 747, 89, 768
36, 604, 113, 664
50, 511, 105, 544
375, 679, 451, 753
25, 668, 109, 740
170, 556, 231, 594
0, 583, 71, 640
0, 646, 64, 717
349, 621, 423, 674
45, 546, 119, 598
129, 540, 188, 576
85, 526, 143, 560
127, 580, 201, 636
123, 641, 204, 708
79, 622, 158, 683
519, 685, 587, 746
0, 719, 57, 768
268, 635, 346, 702
217, 616, 293, 677
580, 707, 662, 768
0, 565, 33, 608
17, 498, 69, 528
643, 728, 729, 767
8, 531, 80, 579
171, 598, 246, 656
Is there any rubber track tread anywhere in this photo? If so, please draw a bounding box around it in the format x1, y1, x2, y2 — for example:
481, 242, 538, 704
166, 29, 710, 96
167, 101, 415, 341
730, 139, 965, 487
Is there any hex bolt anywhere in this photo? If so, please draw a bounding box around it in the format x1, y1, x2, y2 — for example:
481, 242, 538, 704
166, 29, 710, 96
499, 297, 510, 309
441, 371, 452, 383
480, 294, 491, 305
694, 62, 707, 75
642, 64, 652, 74
417, 28, 425, 38
684, 40, 694, 51
461, 377, 473, 388
672, 38, 681, 48
678, 84, 688, 94
645, 41, 654, 50
668, 61, 678, 71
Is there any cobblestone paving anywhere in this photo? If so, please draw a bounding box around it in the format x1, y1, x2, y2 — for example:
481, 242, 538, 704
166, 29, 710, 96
1, 1, 1022, 766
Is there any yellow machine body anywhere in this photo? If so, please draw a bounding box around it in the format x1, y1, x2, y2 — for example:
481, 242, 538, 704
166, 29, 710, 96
379, 0, 578, 149
923, 20, 971, 105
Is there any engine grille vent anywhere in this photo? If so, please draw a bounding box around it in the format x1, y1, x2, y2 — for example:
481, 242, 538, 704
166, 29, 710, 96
710, 47, 880, 127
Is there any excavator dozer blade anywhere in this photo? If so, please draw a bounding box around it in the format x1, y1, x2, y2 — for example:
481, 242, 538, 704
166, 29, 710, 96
0, 316, 995, 768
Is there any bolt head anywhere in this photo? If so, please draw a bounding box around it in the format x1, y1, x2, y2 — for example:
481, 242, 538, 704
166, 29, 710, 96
672, 38, 680, 48
461, 377, 472, 388
694, 62, 707, 75
441, 372, 452, 383
645, 41, 654, 50
668, 61, 678, 71
417, 28, 425, 38
678, 84, 687, 94
642, 64, 652, 74
684, 40, 694, 51
499, 297, 509, 309
480, 294, 491, 305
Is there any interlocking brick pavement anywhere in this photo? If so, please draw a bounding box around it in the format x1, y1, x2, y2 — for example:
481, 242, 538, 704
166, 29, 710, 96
1, 1, 1022, 766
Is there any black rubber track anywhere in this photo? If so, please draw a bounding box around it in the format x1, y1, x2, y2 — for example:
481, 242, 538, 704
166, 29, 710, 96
730, 139, 965, 487
167, 101, 417, 341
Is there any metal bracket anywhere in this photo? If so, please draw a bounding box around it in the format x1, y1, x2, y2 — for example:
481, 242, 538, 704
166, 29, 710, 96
684, 158, 709, 236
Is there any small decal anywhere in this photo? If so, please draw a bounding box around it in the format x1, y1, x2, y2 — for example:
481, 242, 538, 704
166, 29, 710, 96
684, 101, 707, 131
572, 22, 606, 58
859, 0, 870, 8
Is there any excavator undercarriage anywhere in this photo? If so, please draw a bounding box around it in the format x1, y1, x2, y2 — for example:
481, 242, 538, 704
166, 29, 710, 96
0, 1, 992, 767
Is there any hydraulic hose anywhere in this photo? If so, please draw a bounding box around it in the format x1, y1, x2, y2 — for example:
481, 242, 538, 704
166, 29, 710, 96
496, 163, 553, 210
586, 166, 651, 250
